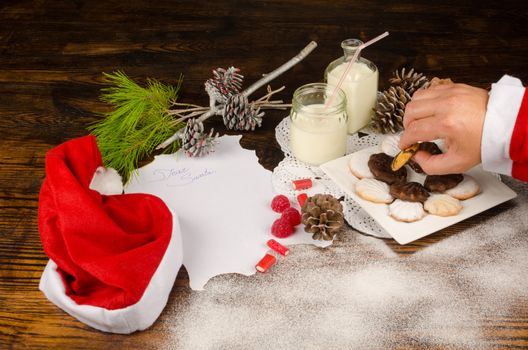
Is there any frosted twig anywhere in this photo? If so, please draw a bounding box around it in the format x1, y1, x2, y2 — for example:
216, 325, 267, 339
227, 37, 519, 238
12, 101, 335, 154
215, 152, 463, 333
157, 41, 317, 150
243, 42, 317, 97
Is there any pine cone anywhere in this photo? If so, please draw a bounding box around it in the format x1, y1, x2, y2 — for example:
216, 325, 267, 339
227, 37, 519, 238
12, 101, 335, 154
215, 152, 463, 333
371, 86, 411, 134
181, 118, 219, 157
301, 194, 344, 241
389, 67, 430, 96
204, 67, 244, 104
222, 94, 264, 131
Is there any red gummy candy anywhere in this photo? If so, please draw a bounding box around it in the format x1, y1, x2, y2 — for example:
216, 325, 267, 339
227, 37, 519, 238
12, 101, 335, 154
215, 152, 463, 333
267, 239, 289, 256
297, 193, 308, 207
281, 207, 301, 226
271, 194, 291, 213
271, 217, 294, 238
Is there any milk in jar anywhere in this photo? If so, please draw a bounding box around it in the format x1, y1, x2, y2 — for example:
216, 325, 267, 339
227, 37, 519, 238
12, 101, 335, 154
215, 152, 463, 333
289, 83, 348, 165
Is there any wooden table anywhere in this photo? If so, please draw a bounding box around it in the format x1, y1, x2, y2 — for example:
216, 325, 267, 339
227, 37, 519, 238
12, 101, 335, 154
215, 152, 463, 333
1, 1, 527, 348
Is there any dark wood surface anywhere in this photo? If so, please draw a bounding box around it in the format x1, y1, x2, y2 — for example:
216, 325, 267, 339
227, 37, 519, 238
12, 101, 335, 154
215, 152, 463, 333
1, 1, 527, 349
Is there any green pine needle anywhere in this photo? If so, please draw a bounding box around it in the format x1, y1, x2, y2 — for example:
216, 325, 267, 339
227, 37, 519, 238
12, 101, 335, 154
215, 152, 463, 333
88, 71, 184, 183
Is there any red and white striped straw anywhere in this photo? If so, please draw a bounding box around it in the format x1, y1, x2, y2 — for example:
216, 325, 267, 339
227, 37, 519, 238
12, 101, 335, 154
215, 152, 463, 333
325, 31, 390, 110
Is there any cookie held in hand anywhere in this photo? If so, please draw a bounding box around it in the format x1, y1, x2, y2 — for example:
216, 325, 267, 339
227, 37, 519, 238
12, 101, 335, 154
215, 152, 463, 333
408, 142, 443, 174
391, 143, 419, 171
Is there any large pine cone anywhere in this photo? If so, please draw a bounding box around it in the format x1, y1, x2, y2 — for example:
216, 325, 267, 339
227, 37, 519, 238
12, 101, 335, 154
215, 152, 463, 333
301, 194, 344, 241
389, 67, 430, 96
371, 86, 410, 134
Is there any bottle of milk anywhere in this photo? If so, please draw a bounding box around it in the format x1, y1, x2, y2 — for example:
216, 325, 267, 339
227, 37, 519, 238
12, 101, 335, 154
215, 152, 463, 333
325, 39, 379, 134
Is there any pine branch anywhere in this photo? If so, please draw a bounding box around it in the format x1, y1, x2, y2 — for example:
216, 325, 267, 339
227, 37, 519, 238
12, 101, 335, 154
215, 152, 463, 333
156, 85, 289, 150
88, 71, 184, 183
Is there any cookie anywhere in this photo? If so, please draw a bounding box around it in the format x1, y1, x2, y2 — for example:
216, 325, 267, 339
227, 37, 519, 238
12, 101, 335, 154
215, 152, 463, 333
434, 139, 447, 153
424, 194, 462, 217
430, 77, 454, 86
389, 199, 426, 223
445, 175, 480, 200
408, 142, 443, 174
389, 182, 430, 203
391, 143, 419, 171
380, 134, 401, 157
355, 178, 394, 204
348, 151, 374, 179
424, 174, 464, 193
368, 153, 407, 185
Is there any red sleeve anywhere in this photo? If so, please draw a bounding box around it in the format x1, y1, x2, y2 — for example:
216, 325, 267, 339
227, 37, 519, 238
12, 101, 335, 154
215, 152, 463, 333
510, 88, 528, 181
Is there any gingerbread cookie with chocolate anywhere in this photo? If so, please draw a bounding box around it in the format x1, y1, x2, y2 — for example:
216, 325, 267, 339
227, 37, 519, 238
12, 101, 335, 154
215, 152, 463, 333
368, 153, 407, 185
390, 182, 430, 203
424, 174, 464, 193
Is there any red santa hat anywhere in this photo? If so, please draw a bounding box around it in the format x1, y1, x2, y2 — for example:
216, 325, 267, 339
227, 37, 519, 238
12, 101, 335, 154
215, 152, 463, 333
38, 135, 182, 334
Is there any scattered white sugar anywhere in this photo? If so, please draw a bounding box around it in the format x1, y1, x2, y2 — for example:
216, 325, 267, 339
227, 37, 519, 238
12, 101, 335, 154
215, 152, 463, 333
160, 178, 528, 349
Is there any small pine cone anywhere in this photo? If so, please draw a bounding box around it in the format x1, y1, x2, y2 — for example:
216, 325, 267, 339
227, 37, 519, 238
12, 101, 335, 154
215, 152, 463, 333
389, 67, 430, 96
182, 118, 219, 157
222, 94, 264, 131
204, 67, 244, 104
301, 194, 344, 241
371, 86, 411, 134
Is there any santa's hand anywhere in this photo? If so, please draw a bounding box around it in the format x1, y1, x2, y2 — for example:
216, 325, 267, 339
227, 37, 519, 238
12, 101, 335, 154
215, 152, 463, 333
399, 83, 489, 175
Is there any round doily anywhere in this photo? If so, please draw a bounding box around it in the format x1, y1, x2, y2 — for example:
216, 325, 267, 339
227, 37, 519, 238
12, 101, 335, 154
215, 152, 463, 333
272, 117, 391, 239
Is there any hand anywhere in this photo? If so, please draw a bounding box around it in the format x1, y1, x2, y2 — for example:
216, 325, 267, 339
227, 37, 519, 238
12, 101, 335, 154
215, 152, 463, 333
399, 83, 489, 175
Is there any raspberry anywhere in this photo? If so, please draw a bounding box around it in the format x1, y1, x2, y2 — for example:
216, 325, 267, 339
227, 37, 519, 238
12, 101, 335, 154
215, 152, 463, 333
271, 217, 294, 238
281, 207, 301, 226
271, 194, 290, 213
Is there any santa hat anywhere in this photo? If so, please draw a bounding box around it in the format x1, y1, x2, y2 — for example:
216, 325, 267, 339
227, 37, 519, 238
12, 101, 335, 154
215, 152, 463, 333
38, 135, 182, 334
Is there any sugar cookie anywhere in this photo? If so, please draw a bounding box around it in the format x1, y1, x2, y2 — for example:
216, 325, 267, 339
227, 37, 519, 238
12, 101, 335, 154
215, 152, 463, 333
445, 175, 480, 200
355, 178, 394, 204
348, 151, 374, 179
389, 199, 426, 222
424, 194, 462, 217
380, 134, 401, 157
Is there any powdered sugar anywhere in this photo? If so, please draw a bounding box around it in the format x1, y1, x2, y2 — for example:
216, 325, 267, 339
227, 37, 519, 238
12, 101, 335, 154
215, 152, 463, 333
160, 177, 527, 349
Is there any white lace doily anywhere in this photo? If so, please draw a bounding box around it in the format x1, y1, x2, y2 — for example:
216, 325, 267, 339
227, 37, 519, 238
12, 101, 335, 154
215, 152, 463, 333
272, 117, 391, 239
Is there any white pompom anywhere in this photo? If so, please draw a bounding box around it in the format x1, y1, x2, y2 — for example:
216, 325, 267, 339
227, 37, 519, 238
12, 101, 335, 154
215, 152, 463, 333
89, 166, 124, 195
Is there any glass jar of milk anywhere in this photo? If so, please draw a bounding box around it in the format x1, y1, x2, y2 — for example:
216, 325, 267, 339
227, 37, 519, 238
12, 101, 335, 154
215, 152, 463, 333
325, 39, 378, 134
289, 83, 348, 166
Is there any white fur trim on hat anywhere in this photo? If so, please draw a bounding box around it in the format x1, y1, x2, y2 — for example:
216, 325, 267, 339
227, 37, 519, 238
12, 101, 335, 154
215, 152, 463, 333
39, 209, 182, 334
